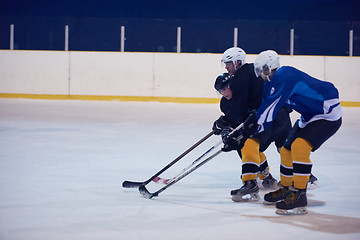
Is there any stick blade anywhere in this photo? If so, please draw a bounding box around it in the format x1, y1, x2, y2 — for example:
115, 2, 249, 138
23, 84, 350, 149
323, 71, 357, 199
122, 181, 144, 188
153, 177, 169, 184
139, 185, 155, 199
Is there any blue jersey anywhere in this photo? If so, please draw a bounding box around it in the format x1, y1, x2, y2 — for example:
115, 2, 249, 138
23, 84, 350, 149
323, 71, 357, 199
256, 66, 343, 133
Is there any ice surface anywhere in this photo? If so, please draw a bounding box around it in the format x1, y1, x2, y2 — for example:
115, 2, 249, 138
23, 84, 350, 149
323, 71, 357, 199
0, 98, 359, 240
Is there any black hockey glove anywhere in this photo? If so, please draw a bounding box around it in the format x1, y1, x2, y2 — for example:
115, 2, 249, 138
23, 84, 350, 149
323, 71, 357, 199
220, 126, 232, 140
222, 131, 246, 152
212, 115, 231, 135
242, 112, 259, 138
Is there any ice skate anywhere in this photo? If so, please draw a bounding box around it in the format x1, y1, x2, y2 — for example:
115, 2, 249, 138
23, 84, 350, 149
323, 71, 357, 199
261, 173, 278, 189
307, 174, 319, 189
231, 180, 259, 202
275, 187, 308, 215
263, 185, 289, 205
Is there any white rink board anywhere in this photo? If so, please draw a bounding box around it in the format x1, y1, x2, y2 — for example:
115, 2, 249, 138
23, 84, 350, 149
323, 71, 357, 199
0, 50, 359, 101
0, 50, 70, 94
69, 52, 154, 96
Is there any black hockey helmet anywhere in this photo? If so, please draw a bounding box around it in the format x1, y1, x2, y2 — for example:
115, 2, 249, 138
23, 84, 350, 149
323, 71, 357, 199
214, 73, 232, 92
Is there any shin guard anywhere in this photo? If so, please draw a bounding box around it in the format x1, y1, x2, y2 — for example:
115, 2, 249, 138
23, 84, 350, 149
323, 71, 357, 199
258, 152, 269, 180
280, 147, 293, 187
241, 138, 260, 182
291, 138, 313, 189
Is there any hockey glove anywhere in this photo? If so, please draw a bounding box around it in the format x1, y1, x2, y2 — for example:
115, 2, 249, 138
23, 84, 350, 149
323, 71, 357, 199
222, 132, 246, 152
220, 126, 233, 140
212, 115, 231, 135
242, 112, 259, 138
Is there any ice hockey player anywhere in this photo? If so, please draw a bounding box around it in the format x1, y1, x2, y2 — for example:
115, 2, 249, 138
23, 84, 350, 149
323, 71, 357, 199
238, 50, 342, 214
213, 47, 292, 202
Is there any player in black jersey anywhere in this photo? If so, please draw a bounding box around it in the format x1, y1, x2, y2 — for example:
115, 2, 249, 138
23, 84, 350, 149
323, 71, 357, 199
213, 47, 292, 202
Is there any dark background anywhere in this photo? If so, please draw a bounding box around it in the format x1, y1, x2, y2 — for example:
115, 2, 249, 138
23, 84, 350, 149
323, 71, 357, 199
1, 0, 360, 55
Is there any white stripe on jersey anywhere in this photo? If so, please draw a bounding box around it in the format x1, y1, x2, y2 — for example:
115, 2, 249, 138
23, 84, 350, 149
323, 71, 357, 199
299, 98, 343, 128
257, 96, 281, 132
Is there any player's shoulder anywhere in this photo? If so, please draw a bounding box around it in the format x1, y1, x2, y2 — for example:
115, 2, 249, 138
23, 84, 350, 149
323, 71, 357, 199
220, 97, 231, 110
234, 63, 254, 76
220, 96, 229, 104
277, 66, 300, 74
242, 63, 254, 70
273, 66, 297, 80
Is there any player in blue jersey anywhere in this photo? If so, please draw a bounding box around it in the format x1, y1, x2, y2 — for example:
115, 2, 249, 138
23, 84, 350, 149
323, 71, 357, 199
235, 50, 342, 214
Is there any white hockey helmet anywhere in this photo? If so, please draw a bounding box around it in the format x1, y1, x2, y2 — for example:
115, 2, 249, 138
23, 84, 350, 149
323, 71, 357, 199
221, 47, 246, 66
254, 50, 280, 78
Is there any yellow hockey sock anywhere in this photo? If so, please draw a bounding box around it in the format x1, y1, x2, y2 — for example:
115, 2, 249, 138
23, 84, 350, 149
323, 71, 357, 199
241, 138, 260, 182
280, 147, 293, 187
291, 138, 313, 189
258, 152, 268, 180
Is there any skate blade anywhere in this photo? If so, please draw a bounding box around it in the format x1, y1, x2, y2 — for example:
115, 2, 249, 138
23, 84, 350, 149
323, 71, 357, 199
307, 181, 320, 190
275, 206, 308, 215
232, 193, 260, 202
262, 180, 279, 190
263, 200, 277, 205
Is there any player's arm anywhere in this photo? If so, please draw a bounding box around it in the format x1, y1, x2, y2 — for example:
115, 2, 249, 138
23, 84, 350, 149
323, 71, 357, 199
248, 70, 264, 112
255, 75, 294, 133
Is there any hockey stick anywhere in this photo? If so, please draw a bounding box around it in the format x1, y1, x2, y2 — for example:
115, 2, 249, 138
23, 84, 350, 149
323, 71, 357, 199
157, 138, 224, 184
139, 123, 244, 199
139, 149, 223, 199
122, 130, 215, 188
149, 123, 246, 185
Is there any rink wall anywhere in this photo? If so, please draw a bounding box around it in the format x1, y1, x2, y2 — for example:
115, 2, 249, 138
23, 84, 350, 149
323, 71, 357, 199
0, 50, 359, 106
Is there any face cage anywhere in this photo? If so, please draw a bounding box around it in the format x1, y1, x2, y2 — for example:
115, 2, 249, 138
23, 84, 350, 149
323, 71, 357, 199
254, 64, 271, 78
218, 84, 230, 95
215, 84, 230, 98
221, 60, 234, 68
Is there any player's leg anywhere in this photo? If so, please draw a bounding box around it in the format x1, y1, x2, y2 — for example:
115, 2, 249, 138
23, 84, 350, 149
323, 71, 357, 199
258, 152, 277, 188
275, 118, 342, 215
275, 138, 311, 215
231, 138, 260, 202
263, 146, 293, 204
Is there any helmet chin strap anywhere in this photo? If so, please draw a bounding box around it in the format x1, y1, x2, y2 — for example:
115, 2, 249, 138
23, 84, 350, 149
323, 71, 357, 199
261, 72, 271, 82
264, 68, 278, 81
234, 61, 242, 71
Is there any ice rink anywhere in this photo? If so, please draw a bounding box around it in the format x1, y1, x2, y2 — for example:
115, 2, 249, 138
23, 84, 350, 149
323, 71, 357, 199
0, 98, 359, 240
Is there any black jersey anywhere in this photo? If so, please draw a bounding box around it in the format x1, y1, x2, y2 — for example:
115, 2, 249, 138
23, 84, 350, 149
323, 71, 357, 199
220, 63, 264, 128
